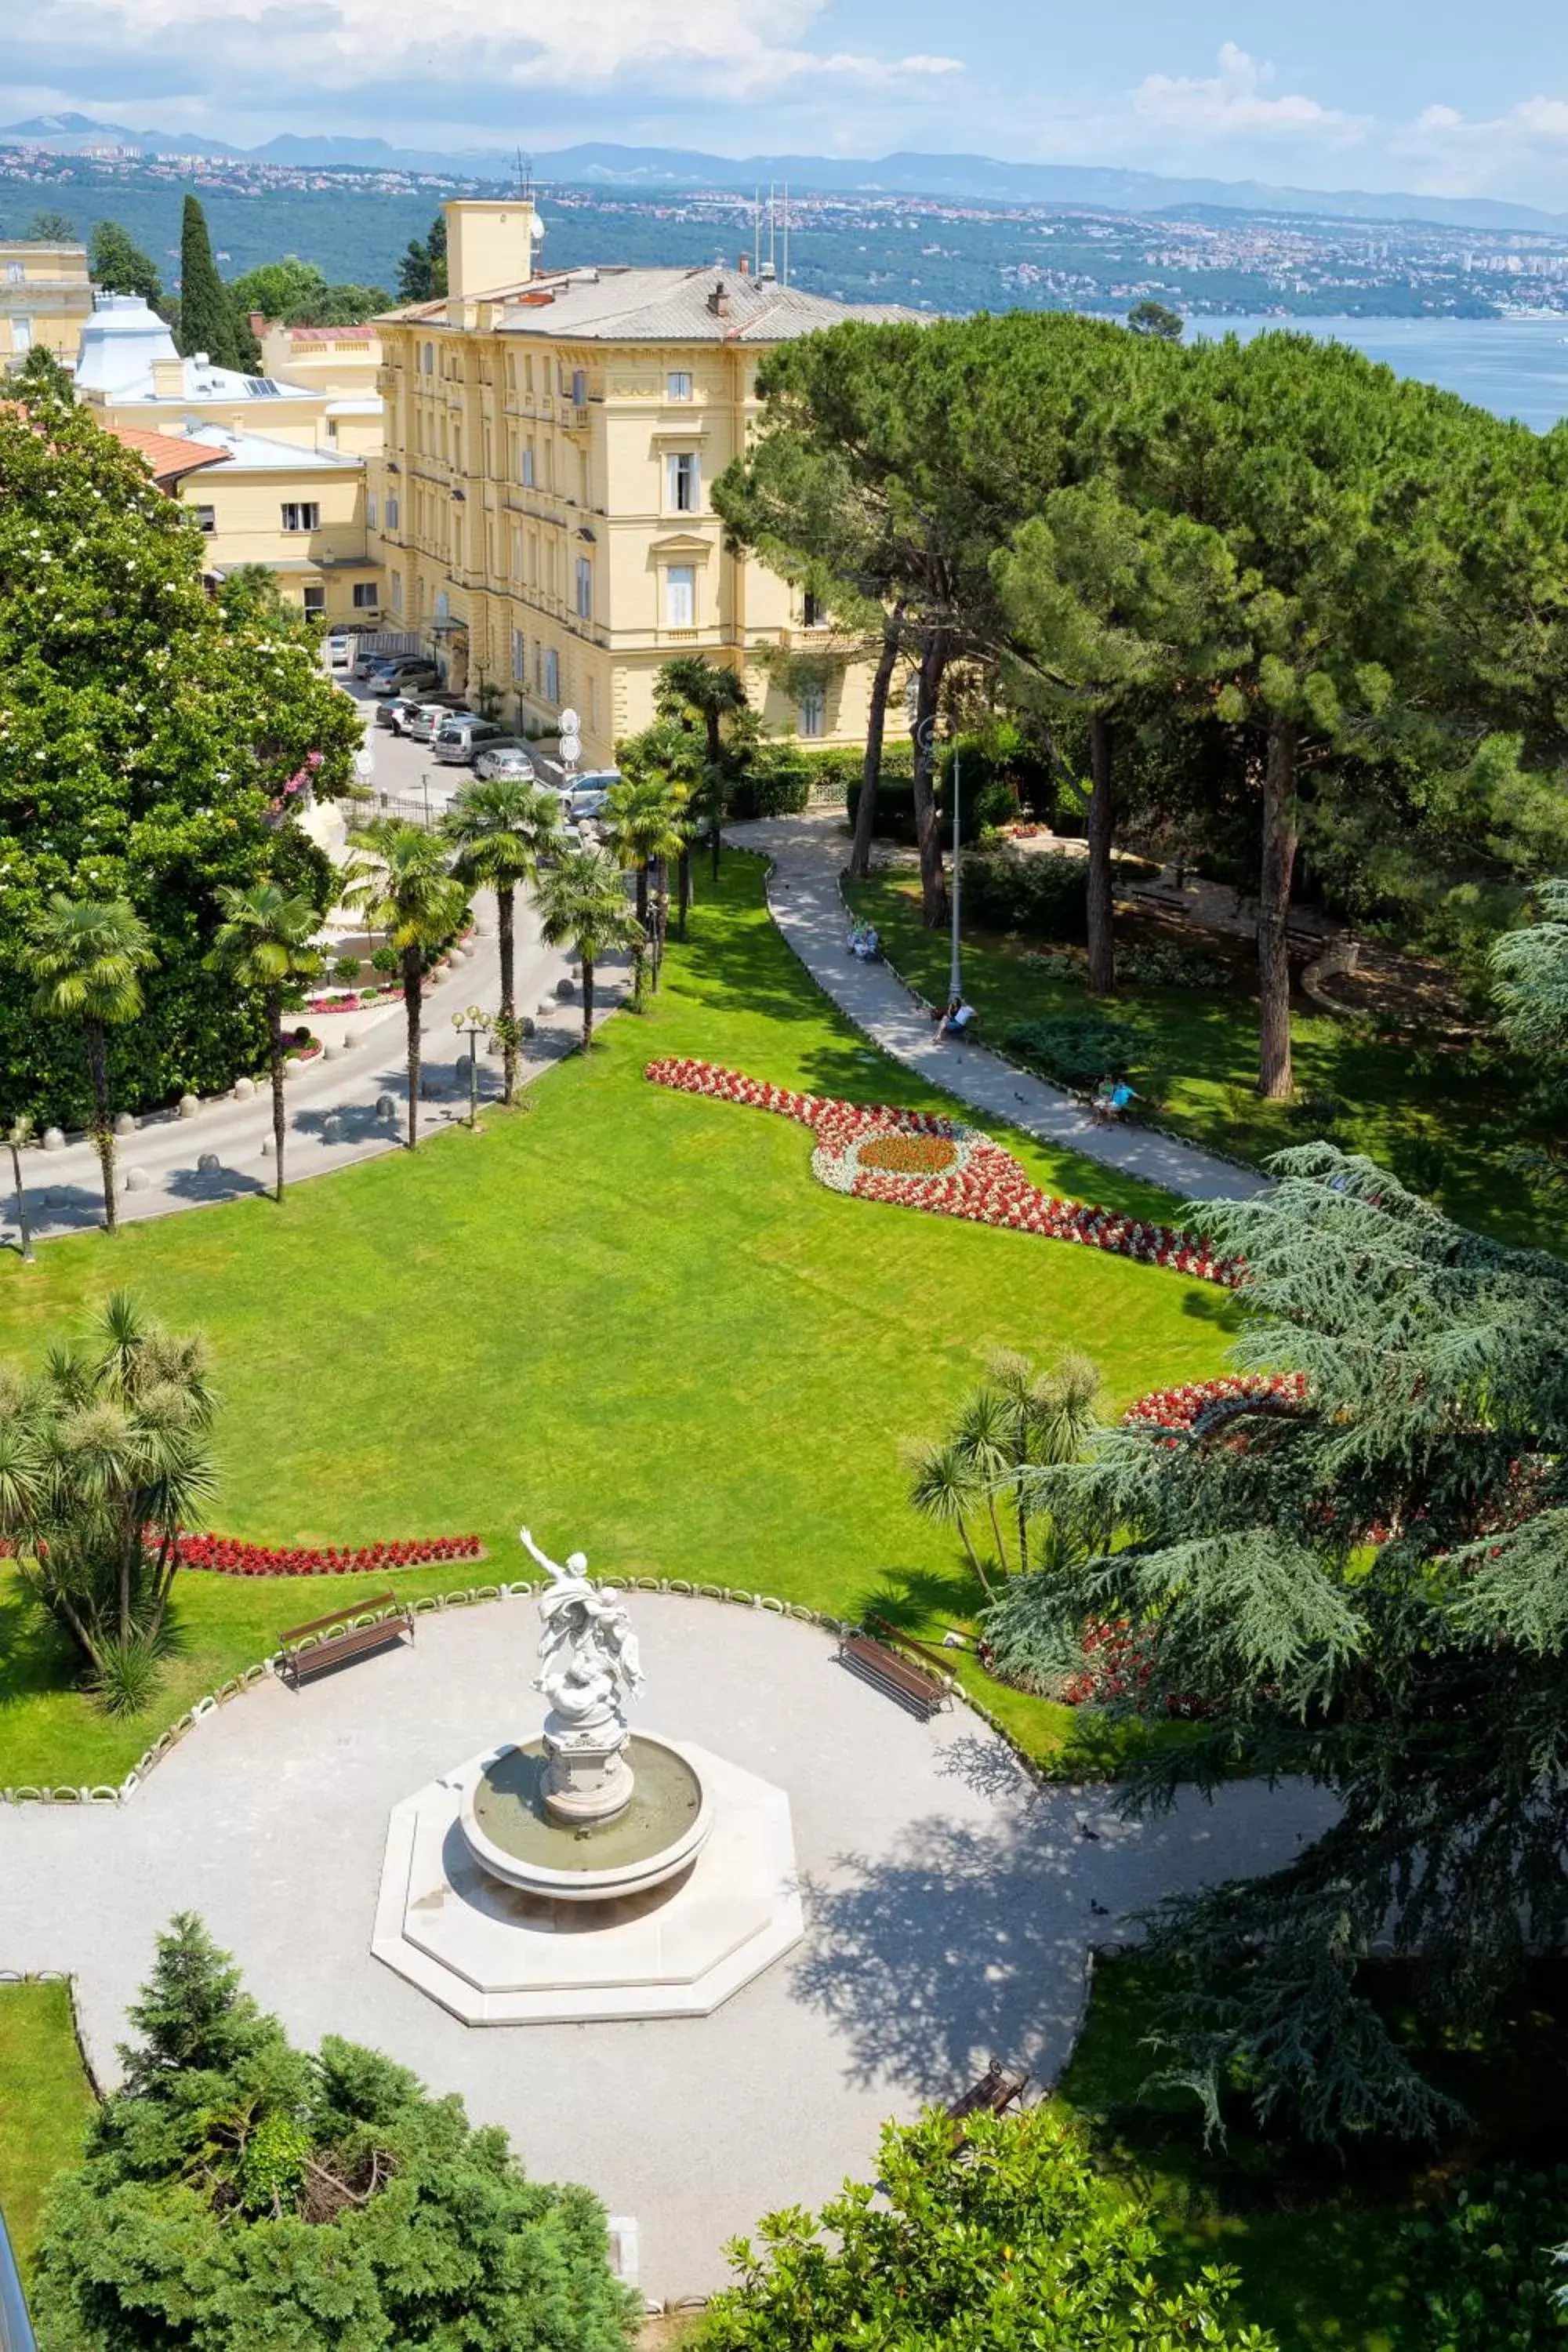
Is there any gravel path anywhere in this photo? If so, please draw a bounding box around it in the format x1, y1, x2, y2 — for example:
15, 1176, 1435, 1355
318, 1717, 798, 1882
0, 1592, 1333, 2301
730, 814, 1269, 1205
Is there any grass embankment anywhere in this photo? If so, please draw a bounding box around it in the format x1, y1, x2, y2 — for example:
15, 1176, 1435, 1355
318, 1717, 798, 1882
0, 853, 1236, 1790
0, 1981, 95, 2282
847, 870, 1560, 1250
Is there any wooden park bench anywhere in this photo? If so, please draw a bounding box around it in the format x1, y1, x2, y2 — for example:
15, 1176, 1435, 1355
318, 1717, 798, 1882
837, 1624, 953, 1719
946, 2057, 1030, 2129
277, 1592, 414, 1688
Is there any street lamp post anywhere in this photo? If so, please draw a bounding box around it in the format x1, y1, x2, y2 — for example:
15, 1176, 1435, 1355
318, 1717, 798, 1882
453, 1006, 489, 1128
949, 735, 962, 1005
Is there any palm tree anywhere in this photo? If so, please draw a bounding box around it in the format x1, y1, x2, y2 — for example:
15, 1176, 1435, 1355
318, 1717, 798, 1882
342, 820, 468, 1148
206, 883, 323, 1203
24, 896, 157, 1234
655, 655, 750, 879
533, 849, 644, 1051
442, 778, 564, 1105
601, 773, 691, 1000
909, 1348, 1103, 1596
0, 1290, 216, 1702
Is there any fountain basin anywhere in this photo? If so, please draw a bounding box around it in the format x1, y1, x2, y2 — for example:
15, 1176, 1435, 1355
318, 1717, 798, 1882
460, 1735, 713, 1902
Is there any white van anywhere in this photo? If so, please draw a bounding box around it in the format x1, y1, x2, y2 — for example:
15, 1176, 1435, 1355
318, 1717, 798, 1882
432, 717, 511, 767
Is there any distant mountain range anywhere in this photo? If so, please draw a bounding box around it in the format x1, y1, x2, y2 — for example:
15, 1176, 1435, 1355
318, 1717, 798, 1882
5, 112, 1566, 237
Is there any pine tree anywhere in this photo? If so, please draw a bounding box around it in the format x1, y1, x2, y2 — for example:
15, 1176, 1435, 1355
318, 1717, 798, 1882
396, 211, 448, 303
118, 1912, 277, 2093
989, 1145, 1568, 2145
176, 194, 241, 365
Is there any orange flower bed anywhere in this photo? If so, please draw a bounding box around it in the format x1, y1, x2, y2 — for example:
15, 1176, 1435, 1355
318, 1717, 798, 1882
857, 1133, 961, 1175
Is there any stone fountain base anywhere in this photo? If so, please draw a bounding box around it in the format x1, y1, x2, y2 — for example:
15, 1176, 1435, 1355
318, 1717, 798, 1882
372, 1739, 803, 2025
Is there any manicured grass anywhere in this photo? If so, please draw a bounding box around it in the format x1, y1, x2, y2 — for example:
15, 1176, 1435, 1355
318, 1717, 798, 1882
847, 871, 1560, 1250
1054, 1950, 1568, 2350
0, 853, 1239, 1790
0, 1981, 96, 2281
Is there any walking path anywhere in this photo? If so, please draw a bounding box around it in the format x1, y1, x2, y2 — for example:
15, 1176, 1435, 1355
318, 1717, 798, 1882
0, 1592, 1334, 2301
2, 896, 628, 1248
730, 814, 1269, 1204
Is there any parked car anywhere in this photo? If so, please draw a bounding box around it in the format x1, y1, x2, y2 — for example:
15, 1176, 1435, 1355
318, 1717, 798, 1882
369, 666, 440, 699
375, 695, 431, 734
405, 703, 477, 747
564, 771, 619, 819
327, 631, 354, 670
473, 745, 537, 782
432, 717, 513, 766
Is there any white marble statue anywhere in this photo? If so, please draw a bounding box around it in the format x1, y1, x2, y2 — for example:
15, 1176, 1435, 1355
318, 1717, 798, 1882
519, 1526, 644, 1730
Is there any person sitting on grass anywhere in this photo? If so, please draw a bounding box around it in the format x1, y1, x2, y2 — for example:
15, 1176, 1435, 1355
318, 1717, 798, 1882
857, 924, 880, 961
935, 993, 975, 1041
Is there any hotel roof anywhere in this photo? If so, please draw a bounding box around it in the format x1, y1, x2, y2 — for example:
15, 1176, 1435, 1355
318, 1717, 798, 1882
387, 263, 920, 346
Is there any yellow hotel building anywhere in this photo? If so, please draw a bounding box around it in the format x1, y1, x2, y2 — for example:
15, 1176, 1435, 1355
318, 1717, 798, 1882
372, 198, 915, 770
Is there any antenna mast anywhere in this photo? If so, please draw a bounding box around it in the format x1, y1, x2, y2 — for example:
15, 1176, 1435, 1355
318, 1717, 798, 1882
782, 181, 789, 287
514, 148, 535, 201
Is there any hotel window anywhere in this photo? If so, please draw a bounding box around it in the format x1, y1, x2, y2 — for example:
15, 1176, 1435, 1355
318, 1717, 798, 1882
575, 557, 593, 619
802, 589, 826, 627
422, 341, 434, 374
511, 629, 526, 683
366, 492, 378, 528
192, 504, 216, 535
12, 318, 31, 352
5, 262, 23, 284
384, 493, 399, 528
303, 583, 326, 614
797, 682, 826, 738
543, 647, 560, 704
521, 440, 535, 487
352, 581, 379, 609
665, 564, 695, 628
571, 368, 587, 405
390, 573, 403, 613
525, 353, 535, 394
280, 503, 321, 532
666, 452, 700, 514
666, 369, 692, 401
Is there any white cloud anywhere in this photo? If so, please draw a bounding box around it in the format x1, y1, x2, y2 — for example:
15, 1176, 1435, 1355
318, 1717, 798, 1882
1388, 92, 1568, 193
1133, 42, 1364, 144
37, 0, 959, 104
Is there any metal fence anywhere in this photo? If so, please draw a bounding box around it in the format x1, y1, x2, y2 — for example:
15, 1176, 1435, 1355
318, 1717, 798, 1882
0, 2206, 35, 2352
348, 787, 446, 830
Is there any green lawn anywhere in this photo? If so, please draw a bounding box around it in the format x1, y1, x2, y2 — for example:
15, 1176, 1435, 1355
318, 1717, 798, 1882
846, 871, 1561, 1251
0, 853, 1239, 1791
0, 1981, 96, 2283
1054, 1951, 1568, 2350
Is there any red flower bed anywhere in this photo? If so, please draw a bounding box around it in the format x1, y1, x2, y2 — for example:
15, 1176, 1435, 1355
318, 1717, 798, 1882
1122, 1371, 1308, 1434
644, 1055, 1238, 1286
175, 1533, 485, 1578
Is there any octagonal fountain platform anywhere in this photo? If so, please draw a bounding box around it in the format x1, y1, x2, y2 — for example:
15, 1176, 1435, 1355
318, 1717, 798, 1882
372, 1533, 801, 2025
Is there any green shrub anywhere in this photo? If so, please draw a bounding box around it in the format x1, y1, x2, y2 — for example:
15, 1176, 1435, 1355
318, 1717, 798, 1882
34, 1915, 639, 2352
1000, 1011, 1147, 1091
330, 955, 361, 984
1399, 2166, 1568, 2350
729, 741, 815, 818
370, 946, 399, 976
846, 767, 1014, 846
964, 851, 1090, 942
1116, 940, 1226, 989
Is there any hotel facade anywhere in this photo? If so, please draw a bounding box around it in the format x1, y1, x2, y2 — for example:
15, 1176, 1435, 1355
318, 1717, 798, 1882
371, 199, 915, 770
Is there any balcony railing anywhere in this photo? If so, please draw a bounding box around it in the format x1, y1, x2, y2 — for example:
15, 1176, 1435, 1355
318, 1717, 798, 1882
0, 2205, 37, 2352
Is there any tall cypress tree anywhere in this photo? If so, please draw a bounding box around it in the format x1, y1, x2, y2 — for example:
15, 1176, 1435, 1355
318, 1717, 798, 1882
176, 194, 239, 366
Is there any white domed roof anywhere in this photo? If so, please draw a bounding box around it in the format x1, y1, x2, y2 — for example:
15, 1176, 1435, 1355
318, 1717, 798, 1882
74, 292, 180, 397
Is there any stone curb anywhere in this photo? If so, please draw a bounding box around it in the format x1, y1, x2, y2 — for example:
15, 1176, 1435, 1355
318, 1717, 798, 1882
3, 1577, 1063, 1808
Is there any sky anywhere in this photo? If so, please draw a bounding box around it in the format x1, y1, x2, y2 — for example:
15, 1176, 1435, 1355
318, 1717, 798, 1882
5, 0, 1568, 206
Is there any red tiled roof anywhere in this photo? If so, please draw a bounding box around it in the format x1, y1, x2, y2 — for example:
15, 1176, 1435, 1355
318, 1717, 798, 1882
102, 423, 233, 489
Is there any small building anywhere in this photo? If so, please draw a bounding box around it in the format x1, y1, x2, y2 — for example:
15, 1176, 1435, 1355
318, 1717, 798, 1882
75, 292, 371, 455
0, 238, 94, 369
101, 417, 383, 626
372, 198, 917, 769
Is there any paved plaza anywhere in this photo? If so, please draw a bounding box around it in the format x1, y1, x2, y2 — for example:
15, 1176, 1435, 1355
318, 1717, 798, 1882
0, 1592, 1333, 2301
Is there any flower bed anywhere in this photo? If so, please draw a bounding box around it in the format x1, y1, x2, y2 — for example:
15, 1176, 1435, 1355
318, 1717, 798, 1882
306, 989, 401, 1016
644, 1055, 1236, 1285
1121, 1371, 1308, 1433
175, 1533, 485, 1577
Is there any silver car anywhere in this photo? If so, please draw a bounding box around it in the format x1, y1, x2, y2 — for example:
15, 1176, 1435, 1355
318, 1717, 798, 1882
473, 745, 537, 782
405, 704, 475, 747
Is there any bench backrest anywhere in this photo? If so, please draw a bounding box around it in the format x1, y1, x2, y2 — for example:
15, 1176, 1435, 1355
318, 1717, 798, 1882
280, 1591, 402, 1648
867, 1616, 957, 1678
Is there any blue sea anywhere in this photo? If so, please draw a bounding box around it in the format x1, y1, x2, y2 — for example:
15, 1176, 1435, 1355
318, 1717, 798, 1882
1186, 314, 1568, 432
